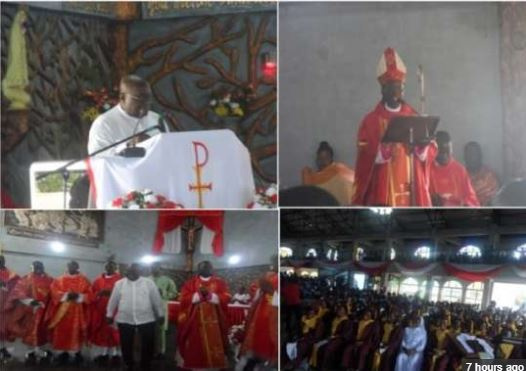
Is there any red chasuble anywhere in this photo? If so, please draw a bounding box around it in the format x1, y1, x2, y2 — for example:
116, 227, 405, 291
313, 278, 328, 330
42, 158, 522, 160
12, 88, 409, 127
89, 273, 122, 347
47, 274, 92, 351
430, 159, 480, 206
178, 275, 231, 369
241, 272, 278, 363
0, 267, 20, 342
7, 272, 53, 346
352, 102, 436, 206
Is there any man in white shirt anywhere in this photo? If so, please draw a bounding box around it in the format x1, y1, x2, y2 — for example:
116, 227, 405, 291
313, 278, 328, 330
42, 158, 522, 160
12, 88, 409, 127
87, 75, 164, 156
106, 263, 164, 371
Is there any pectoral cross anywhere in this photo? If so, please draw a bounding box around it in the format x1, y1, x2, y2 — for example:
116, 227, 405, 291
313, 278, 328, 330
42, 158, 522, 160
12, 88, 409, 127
181, 217, 203, 272
189, 141, 212, 208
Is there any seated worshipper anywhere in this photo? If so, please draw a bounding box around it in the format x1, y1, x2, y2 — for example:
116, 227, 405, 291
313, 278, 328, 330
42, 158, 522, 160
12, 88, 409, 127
47, 261, 92, 366
106, 263, 164, 371
0, 255, 19, 362
394, 312, 427, 371
231, 285, 251, 304
284, 304, 327, 370
177, 261, 231, 370
464, 141, 500, 206
426, 317, 451, 371
7, 261, 53, 365
302, 141, 355, 205
341, 309, 378, 370
372, 310, 405, 371
87, 75, 166, 156
429, 131, 480, 206
309, 304, 349, 370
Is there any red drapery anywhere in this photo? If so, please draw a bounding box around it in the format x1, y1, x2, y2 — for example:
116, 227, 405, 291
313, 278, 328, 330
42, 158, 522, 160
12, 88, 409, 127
442, 263, 503, 282
152, 211, 225, 256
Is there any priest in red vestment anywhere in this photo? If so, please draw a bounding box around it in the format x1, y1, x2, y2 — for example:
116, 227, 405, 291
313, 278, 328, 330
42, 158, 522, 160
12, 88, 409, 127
47, 260, 92, 365
0, 255, 20, 361
177, 260, 231, 369
430, 131, 480, 207
7, 261, 53, 364
89, 261, 122, 365
352, 47, 436, 206
239, 256, 279, 368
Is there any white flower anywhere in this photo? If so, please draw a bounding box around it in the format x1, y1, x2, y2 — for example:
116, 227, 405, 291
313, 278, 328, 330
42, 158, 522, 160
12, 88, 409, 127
230, 102, 240, 109
128, 203, 140, 210
264, 184, 277, 197
210, 99, 217, 106
144, 194, 157, 204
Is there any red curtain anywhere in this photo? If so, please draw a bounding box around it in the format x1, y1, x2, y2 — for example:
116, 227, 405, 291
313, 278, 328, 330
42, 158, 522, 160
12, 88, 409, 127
152, 211, 224, 255
198, 214, 224, 256
442, 263, 503, 282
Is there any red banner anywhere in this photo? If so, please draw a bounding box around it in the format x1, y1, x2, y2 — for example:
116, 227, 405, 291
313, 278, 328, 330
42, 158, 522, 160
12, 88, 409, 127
353, 261, 390, 276
442, 263, 503, 282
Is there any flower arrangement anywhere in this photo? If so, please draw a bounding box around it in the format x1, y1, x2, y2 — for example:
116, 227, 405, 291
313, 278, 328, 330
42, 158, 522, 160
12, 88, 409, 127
209, 85, 255, 118
81, 87, 119, 122
247, 184, 277, 209
109, 189, 184, 209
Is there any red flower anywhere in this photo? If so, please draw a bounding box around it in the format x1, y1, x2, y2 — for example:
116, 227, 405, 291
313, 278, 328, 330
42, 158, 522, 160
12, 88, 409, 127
157, 195, 166, 203
247, 202, 255, 208
126, 193, 135, 201
112, 198, 123, 207
270, 194, 278, 204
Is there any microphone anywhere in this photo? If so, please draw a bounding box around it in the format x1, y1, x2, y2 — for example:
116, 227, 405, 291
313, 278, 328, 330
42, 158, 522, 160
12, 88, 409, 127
118, 109, 147, 158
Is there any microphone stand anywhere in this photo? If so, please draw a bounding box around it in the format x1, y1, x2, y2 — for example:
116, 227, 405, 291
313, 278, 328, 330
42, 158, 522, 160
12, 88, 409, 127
36, 125, 163, 209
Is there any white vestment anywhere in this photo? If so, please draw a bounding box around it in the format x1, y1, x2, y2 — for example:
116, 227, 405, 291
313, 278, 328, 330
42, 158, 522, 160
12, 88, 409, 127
395, 320, 427, 371
87, 104, 164, 156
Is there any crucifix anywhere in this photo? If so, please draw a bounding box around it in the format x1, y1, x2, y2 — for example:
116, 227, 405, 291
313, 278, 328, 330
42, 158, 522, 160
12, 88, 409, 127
181, 217, 203, 272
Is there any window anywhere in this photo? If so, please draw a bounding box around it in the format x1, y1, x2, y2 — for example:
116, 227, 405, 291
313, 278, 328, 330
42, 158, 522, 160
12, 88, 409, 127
353, 273, 366, 289
513, 244, 526, 260
280, 247, 293, 258
400, 277, 419, 296
414, 246, 431, 259
306, 248, 317, 258
465, 282, 484, 306
418, 280, 428, 299
441, 280, 463, 302
491, 282, 526, 310
297, 268, 318, 277
430, 280, 440, 302
390, 248, 396, 260
355, 247, 365, 261
326, 248, 338, 261
458, 245, 482, 258
388, 278, 400, 294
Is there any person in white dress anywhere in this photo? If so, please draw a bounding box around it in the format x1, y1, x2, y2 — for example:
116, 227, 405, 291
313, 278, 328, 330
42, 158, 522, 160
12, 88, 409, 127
395, 311, 427, 371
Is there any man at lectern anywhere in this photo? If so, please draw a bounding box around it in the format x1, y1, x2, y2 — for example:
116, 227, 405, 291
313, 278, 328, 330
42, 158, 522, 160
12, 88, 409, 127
352, 47, 436, 206
87, 75, 165, 156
